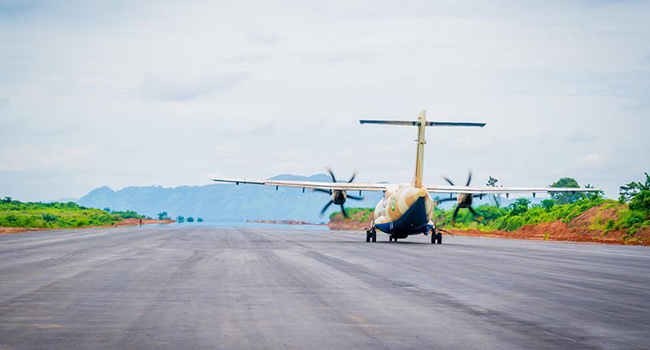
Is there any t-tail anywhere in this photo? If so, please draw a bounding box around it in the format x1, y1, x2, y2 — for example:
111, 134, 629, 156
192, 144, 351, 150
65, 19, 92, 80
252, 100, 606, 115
360, 110, 486, 188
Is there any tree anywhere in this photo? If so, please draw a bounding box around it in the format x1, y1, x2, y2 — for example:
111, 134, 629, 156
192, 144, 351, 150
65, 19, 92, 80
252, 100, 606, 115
103, 207, 111, 213
541, 199, 555, 211
197, 218, 204, 222
629, 190, 650, 214
508, 198, 531, 216
2, 197, 12, 204
486, 176, 502, 208
549, 177, 584, 204
157, 212, 169, 220
619, 173, 650, 203
176, 215, 185, 223
584, 184, 604, 201
186, 217, 195, 222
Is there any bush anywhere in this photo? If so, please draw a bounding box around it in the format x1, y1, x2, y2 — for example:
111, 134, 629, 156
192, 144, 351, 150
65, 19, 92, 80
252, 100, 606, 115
541, 199, 555, 211
629, 190, 650, 213
42, 213, 58, 223
111, 210, 144, 219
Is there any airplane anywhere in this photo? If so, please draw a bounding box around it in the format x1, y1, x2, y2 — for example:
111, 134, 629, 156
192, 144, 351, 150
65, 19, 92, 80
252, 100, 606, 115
212, 110, 600, 244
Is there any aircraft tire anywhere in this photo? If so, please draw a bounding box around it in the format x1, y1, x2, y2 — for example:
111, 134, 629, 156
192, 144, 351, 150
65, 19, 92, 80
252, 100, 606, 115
437, 232, 443, 244
431, 232, 435, 244
372, 230, 376, 242
389, 235, 393, 242
366, 230, 370, 242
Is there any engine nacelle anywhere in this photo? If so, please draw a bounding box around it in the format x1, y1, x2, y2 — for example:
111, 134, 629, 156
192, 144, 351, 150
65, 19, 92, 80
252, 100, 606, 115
332, 190, 347, 205
457, 193, 473, 208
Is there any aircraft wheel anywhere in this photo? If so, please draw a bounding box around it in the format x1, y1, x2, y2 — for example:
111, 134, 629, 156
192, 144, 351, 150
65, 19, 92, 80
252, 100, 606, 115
371, 229, 377, 242
366, 230, 370, 242
431, 231, 435, 244
389, 235, 393, 242
437, 232, 443, 244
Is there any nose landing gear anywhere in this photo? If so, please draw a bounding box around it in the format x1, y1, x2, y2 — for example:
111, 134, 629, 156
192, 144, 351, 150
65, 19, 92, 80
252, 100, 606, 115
365, 227, 377, 242
430, 226, 442, 244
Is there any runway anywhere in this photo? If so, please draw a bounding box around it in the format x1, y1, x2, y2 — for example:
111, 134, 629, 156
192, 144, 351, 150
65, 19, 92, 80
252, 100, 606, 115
0, 224, 648, 349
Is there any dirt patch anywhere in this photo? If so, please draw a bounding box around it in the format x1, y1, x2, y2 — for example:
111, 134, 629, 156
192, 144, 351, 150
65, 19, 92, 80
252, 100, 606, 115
328, 212, 372, 231
568, 203, 622, 228
449, 208, 650, 247
0, 218, 174, 235
449, 223, 648, 246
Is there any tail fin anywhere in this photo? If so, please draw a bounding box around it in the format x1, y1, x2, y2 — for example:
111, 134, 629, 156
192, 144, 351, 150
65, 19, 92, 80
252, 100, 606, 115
360, 110, 485, 188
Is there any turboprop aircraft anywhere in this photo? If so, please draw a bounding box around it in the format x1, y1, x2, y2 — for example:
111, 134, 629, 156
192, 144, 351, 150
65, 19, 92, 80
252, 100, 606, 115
212, 110, 600, 244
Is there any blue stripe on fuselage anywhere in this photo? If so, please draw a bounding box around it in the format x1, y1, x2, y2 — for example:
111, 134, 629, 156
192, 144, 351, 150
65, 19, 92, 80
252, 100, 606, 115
375, 196, 429, 238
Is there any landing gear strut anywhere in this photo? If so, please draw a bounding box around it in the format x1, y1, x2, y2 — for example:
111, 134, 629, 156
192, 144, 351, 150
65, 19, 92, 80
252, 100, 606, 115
366, 228, 377, 242
431, 227, 442, 244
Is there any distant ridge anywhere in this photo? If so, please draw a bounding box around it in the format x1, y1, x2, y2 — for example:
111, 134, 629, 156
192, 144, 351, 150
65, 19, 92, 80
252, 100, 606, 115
77, 174, 384, 223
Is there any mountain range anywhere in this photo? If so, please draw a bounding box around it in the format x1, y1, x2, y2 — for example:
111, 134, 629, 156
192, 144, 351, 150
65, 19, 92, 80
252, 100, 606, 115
77, 174, 384, 223
77, 173, 546, 223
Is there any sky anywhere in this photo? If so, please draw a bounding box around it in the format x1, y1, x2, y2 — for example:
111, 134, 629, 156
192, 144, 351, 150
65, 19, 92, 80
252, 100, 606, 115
0, 0, 649, 201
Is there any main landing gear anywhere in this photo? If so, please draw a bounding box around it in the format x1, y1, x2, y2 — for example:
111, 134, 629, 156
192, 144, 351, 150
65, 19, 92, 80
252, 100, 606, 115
365, 228, 377, 242
430, 227, 442, 244
389, 235, 398, 242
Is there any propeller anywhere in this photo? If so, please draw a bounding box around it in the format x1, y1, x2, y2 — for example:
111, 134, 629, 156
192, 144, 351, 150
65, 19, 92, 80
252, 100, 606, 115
315, 168, 364, 218
441, 170, 484, 223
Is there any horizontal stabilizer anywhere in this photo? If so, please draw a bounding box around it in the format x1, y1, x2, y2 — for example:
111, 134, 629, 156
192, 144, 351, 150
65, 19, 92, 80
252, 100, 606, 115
426, 121, 485, 127
359, 120, 417, 126
360, 120, 485, 127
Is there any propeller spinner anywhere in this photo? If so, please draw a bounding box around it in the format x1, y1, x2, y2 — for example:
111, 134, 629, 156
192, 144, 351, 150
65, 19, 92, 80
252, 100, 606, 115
438, 170, 484, 222
315, 168, 364, 218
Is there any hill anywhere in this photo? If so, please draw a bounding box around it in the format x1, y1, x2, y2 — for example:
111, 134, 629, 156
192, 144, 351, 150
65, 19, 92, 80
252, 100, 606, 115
77, 174, 385, 223
0, 199, 117, 229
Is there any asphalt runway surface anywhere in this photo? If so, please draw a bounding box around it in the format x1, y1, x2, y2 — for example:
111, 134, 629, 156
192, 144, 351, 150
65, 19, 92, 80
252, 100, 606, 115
0, 224, 649, 350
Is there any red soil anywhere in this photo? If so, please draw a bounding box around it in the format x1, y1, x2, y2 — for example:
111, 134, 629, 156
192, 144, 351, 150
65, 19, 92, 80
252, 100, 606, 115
0, 218, 175, 235
328, 203, 650, 246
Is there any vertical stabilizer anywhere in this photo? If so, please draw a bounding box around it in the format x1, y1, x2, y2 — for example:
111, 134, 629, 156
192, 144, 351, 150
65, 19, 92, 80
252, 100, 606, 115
359, 111, 484, 189
414, 110, 427, 188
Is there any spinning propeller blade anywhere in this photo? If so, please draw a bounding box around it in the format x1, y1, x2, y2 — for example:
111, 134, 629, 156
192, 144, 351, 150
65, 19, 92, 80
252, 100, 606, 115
321, 200, 334, 215
340, 204, 348, 218
317, 168, 360, 217
445, 170, 483, 223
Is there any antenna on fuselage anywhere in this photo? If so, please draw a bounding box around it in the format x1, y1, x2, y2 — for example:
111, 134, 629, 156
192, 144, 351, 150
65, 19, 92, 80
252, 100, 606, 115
359, 110, 485, 188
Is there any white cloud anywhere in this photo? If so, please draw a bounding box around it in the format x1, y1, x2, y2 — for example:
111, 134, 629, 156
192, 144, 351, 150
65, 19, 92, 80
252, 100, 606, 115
575, 152, 611, 170
140, 71, 249, 101
0, 145, 97, 172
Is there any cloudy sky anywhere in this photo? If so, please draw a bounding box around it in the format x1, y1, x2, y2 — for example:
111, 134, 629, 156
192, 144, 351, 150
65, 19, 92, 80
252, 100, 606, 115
0, 0, 649, 201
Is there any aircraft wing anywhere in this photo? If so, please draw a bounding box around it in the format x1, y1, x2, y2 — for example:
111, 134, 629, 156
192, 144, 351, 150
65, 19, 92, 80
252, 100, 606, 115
425, 186, 601, 195
211, 178, 389, 192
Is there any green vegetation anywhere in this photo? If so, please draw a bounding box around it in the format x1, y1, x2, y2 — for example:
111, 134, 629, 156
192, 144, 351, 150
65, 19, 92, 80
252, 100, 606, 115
103, 207, 145, 219
175, 215, 202, 223
437, 197, 607, 232
329, 174, 650, 241
549, 177, 583, 204
157, 212, 170, 220
0, 198, 121, 228
329, 207, 374, 222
